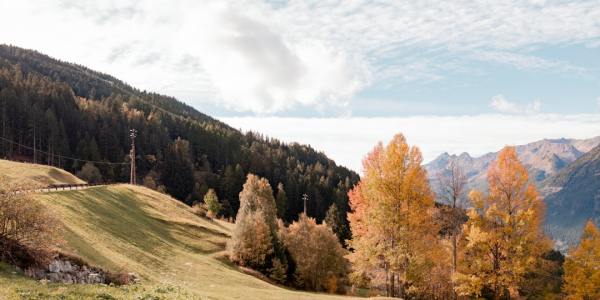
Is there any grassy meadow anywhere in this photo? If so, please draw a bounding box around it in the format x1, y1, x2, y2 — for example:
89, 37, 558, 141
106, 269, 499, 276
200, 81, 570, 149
0, 162, 363, 299
0, 160, 85, 186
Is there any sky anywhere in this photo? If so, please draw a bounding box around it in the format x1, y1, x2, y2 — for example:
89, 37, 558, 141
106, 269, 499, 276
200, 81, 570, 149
2, 0, 600, 172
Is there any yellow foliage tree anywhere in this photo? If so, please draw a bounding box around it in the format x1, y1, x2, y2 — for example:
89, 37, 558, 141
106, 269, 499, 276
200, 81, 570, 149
563, 220, 600, 300
228, 174, 281, 272
283, 213, 347, 292
455, 146, 550, 299
347, 134, 445, 298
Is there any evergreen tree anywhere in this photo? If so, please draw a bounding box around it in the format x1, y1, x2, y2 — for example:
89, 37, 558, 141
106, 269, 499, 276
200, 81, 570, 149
203, 189, 221, 218
162, 138, 195, 203
323, 203, 348, 245
275, 183, 287, 219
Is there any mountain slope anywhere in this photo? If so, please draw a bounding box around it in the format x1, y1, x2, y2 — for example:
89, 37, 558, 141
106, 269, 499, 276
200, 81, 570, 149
0, 44, 358, 222
542, 145, 600, 247
0, 159, 84, 186
426, 137, 600, 195
0, 162, 355, 299
2, 185, 355, 299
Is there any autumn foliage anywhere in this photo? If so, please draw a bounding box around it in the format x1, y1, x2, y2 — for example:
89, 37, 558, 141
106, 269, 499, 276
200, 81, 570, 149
228, 174, 283, 272
0, 179, 60, 268
455, 146, 550, 299
347, 134, 447, 298
283, 213, 348, 291
563, 220, 600, 299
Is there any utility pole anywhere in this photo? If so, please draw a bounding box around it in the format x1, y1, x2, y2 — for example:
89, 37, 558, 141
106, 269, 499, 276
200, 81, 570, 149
129, 129, 137, 185
33, 121, 36, 164
302, 193, 309, 215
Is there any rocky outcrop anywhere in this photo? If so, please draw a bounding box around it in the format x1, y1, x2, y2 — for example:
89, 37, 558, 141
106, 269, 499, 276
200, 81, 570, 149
25, 258, 108, 284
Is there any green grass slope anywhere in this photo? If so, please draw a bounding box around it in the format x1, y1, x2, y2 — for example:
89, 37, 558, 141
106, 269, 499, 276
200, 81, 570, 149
0, 184, 359, 299
0, 159, 85, 186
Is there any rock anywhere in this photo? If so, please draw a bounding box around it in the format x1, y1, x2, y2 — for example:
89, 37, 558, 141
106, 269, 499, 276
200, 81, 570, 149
88, 273, 103, 284
47, 272, 60, 282
127, 272, 140, 284
48, 261, 61, 273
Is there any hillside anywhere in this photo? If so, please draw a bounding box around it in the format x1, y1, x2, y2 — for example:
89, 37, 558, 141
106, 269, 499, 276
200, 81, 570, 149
0, 44, 359, 224
0, 159, 85, 186
426, 136, 600, 197
542, 145, 600, 248
0, 166, 358, 299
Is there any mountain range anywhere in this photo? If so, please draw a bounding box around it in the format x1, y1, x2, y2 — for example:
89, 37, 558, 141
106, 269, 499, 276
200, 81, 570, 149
426, 136, 600, 193
426, 137, 600, 249
542, 144, 600, 248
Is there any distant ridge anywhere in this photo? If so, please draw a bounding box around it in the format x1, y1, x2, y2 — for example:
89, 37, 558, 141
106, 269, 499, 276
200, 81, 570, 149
425, 136, 600, 194
541, 144, 600, 248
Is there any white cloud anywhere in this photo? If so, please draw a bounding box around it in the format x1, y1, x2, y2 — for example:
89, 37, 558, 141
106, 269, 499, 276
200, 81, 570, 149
192, 3, 369, 113
490, 95, 541, 114
471, 51, 585, 74
221, 114, 600, 173
1, 0, 599, 113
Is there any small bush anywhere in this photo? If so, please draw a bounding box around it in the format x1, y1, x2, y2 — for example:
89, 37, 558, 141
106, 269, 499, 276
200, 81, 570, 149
0, 179, 60, 268
77, 162, 103, 184
105, 271, 138, 285
283, 214, 348, 292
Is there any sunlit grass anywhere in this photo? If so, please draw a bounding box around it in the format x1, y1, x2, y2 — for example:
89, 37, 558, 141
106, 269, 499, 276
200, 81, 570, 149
0, 159, 85, 186
1, 183, 361, 299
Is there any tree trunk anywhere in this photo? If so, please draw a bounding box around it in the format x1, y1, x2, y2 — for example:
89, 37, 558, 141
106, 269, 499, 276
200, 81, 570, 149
452, 233, 458, 300
390, 272, 395, 297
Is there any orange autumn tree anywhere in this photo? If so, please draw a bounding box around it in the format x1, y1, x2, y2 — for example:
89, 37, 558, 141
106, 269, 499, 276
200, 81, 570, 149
455, 146, 549, 299
347, 134, 445, 298
563, 220, 600, 299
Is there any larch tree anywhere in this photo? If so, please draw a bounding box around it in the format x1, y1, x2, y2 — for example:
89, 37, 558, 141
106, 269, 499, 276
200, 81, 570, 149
437, 159, 467, 300
347, 134, 443, 298
455, 146, 550, 299
228, 174, 285, 274
563, 220, 600, 299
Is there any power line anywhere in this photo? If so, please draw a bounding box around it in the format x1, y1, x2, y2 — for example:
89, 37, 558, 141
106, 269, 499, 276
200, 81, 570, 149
0, 135, 130, 166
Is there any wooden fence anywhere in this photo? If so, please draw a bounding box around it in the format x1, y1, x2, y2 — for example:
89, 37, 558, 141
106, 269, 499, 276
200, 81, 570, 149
14, 183, 103, 194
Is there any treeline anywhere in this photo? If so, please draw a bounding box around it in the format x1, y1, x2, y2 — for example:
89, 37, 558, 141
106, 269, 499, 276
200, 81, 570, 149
0, 45, 358, 225
343, 134, 599, 299
226, 134, 598, 298
228, 174, 349, 292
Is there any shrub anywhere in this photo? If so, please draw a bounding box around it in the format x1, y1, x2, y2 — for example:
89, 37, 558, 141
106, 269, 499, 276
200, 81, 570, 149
77, 162, 102, 184
228, 210, 273, 269
0, 179, 60, 268
283, 214, 348, 292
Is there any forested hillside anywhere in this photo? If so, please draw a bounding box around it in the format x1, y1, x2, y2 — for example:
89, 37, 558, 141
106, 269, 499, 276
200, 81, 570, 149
0, 45, 358, 224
